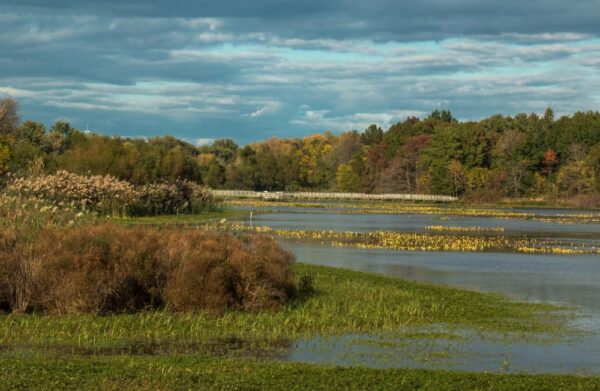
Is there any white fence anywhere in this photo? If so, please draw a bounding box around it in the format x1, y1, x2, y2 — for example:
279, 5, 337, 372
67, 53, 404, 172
211, 190, 457, 202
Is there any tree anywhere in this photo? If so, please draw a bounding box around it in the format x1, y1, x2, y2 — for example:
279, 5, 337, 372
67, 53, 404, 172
586, 144, 600, 192
493, 129, 530, 196
419, 126, 463, 195
557, 143, 594, 196
211, 139, 239, 164
363, 142, 387, 192
466, 168, 493, 193
427, 109, 455, 123
50, 120, 74, 137
0, 97, 20, 136
541, 149, 559, 176
296, 134, 333, 189
332, 131, 363, 164
361, 124, 383, 146
447, 160, 466, 196
44, 121, 75, 154
336, 164, 358, 191
376, 134, 431, 193
17, 120, 46, 145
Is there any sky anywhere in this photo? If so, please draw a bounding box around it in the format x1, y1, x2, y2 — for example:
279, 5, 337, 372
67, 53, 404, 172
1, 0, 599, 145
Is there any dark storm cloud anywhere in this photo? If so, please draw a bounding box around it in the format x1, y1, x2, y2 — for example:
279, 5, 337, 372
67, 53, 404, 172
3, 0, 600, 40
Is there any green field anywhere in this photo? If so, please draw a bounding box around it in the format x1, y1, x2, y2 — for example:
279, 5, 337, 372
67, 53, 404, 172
3, 354, 600, 390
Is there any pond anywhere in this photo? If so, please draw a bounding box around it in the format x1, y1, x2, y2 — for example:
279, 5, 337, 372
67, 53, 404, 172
238, 205, 600, 373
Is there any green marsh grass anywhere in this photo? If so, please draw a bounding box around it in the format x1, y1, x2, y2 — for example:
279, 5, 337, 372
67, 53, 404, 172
2, 354, 600, 390
0, 264, 570, 348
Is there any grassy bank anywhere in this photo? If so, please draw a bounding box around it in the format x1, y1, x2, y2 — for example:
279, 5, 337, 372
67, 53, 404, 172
0, 264, 568, 348
2, 354, 599, 390
113, 209, 248, 225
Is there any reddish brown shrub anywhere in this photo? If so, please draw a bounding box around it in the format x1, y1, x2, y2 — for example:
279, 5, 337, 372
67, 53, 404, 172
164, 233, 296, 313
0, 224, 296, 315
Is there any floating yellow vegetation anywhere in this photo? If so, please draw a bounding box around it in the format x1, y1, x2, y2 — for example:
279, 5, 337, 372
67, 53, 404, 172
224, 199, 600, 224
516, 246, 592, 255
425, 225, 505, 233
225, 223, 600, 255
273, 229, 514, 253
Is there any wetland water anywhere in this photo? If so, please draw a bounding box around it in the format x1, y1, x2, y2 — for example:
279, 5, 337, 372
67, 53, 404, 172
240, 206, 600, 374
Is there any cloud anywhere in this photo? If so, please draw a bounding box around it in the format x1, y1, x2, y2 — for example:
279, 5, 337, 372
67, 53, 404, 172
0, 1, 598, 144
3, 1, 600, 40
193, 138, 215, 146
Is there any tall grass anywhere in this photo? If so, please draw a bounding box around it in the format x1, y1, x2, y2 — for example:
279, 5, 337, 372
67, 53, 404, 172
4, 171, 216, 217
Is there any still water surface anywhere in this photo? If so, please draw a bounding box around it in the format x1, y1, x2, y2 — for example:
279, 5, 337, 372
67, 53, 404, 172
243, 207, 600, 373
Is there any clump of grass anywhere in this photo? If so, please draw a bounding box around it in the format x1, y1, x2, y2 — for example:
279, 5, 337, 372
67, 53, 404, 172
0, 224, 297, 315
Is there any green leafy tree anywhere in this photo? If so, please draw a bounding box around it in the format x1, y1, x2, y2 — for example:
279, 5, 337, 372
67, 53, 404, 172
17, 120, 46, 145
360, 124, 383, 146
419, 126, 464, 195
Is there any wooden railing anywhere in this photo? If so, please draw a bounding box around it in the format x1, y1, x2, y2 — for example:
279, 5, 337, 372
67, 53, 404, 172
211, 190, 457, 202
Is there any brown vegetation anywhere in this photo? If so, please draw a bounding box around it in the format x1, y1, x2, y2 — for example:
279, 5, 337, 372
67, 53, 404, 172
0, 224, 297, 315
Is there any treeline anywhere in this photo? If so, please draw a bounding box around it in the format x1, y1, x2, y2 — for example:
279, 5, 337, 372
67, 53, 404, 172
1, 97, 600, 202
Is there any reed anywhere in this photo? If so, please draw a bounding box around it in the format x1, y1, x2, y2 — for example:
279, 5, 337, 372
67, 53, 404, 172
5, 171, 215, 217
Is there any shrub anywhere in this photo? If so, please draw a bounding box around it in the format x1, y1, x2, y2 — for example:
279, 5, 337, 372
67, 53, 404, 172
165, 233, 297, 312
0, 224, 296, 315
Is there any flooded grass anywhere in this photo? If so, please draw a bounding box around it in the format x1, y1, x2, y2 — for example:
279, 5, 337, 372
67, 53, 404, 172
0, 264, 570, 350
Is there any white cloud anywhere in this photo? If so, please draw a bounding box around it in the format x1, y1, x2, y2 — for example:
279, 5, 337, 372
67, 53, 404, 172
0, 86, 33, 97
195, 138, 215, 146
